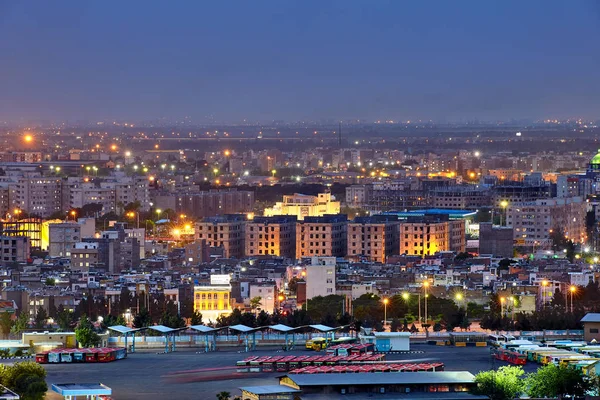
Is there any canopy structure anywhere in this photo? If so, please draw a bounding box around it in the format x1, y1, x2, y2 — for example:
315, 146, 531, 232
308, 324, 340, 343
147, 325, 187, 353
229, 324, 259, 352
269, 324, 302, 351
51, 383, 111, 400
189, 325, 221, 352
107, 325, 145, 353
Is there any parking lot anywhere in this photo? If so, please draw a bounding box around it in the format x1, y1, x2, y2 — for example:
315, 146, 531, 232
42, 344, 540, 400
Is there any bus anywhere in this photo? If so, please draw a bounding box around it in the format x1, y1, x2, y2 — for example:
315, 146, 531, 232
305, 337, 327, 351
488, 334, 517, 347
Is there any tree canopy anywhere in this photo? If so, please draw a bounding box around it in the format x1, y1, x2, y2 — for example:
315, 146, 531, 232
473, 366, 525, 400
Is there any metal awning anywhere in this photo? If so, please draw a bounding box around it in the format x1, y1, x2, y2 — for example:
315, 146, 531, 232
309, 324, 338, 332
189, 325, 219, 333
269, 324, 300, 333
107, 325, 145, 335
229, 324, 259, 333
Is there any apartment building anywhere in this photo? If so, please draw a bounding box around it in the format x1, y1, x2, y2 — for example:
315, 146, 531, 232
195, 214, 246, 259
430, 186, 491, 209
296, 215, 347, 259
0, 236, 30, 264
399, 215, 466, 257
16, 178, 63, 216
70, 242, 99, 271
48, 223, 81, 258
347, 215, 399, 263
163, 189, 254, 219
305, 257, 336, 299
245, 216, 297, 258
506, 197, 587, 248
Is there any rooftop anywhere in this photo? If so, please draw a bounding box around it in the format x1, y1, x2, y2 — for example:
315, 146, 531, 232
282, 371, 476, 387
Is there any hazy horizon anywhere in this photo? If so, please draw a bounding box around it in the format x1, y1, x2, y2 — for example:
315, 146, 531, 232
2, 0, 600, 123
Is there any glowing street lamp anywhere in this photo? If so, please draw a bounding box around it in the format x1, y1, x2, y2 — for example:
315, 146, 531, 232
127, 211, 140, 229
541, 280, 549, 306
500, 296, 506, 316
69, 210, 77, 221
569, 286, 576, 313
423, 281, 429, 324
383, 298, 389, 329
24, 134, 33, 143
500, 200, 509, 226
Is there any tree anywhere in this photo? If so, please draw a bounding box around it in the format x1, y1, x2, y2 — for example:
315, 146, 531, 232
133, 309, 152, 329
473, 366, 525, 400
526, 364, 590, 398
102, 314, 126, 328
0, 313, 13, 339
216, 392, 230, 400
33, 306, 47, 330
75, 315, 100, 348
56, 306, 75, 332
160, 311, 185, 329
11, 312, 29, 337
44, 278, 55, 286
190, 311, 203, 326
250, 296, 262, 313
0, 361, 47, 400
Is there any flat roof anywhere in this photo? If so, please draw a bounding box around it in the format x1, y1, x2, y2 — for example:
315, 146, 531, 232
51, 383, 112, 396
240, 385, 301, 395
189, 325, 219, 333
270, 324, 300, 333
581, 313, 600, 323
283, 371, 475, 387
107, 325, 145, 335
148, 325, 179, 334
309, 324, 338, 332
229, 324, 259, 333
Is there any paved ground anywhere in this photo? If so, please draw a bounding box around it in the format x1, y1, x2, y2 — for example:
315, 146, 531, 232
41, 344, 540, 400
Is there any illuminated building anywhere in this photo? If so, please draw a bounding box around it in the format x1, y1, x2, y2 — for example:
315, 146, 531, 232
347, 215, 399, 263
0, 218, 60, 250
195, 215, 245, 259
245, 216, 297, 258
264, 193, 340, 220
399, 215, 465, 256
296, 215, 347, 260
194, 274, 232, 322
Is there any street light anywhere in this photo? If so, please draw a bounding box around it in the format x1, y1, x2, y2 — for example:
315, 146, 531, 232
569, 286, 576, 313
500, 296, 506, 317
127, 211, 140, 229
541, 280, 549, 306
69, 210, 77, 221
383, 298, 389, 330
500, 200, 509, 226
423, 281, 429, 324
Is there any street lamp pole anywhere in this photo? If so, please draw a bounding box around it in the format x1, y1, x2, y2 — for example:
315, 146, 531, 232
383, 298, 389, 330
569, 286, 576, 313
423, 281, 429, 325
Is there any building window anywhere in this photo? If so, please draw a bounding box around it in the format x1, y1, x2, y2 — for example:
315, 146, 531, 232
591, 328, 599, 334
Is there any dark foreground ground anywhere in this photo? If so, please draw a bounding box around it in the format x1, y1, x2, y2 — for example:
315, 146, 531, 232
41, 344, 540, 400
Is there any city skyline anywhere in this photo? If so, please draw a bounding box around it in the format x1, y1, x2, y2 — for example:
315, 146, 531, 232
2, 1, 600, 123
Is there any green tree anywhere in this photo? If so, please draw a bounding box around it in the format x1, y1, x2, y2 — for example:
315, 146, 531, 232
33, 306, 47, 330
133, 308, 152, 329
526, 364, 590, 398
44, 278, 55, 286
0, 312, 13, 339
75, 314, 100, 348
10, 312, 29, 336
190, 311, 203, 325
473, 366, 525, 400
216, 392, 230, 400
250, 296, 262, 313
0, 361, 47, 400
56, 306, 75, 332
102, 314, 126, 328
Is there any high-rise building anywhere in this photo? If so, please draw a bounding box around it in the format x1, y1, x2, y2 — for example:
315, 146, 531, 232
296, 215, 347, 260
245, 216, 297, 258
159, 189, 254, 219
479, 223, 514, 258
347, 215, 399, 263
195, 214, 246, 259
